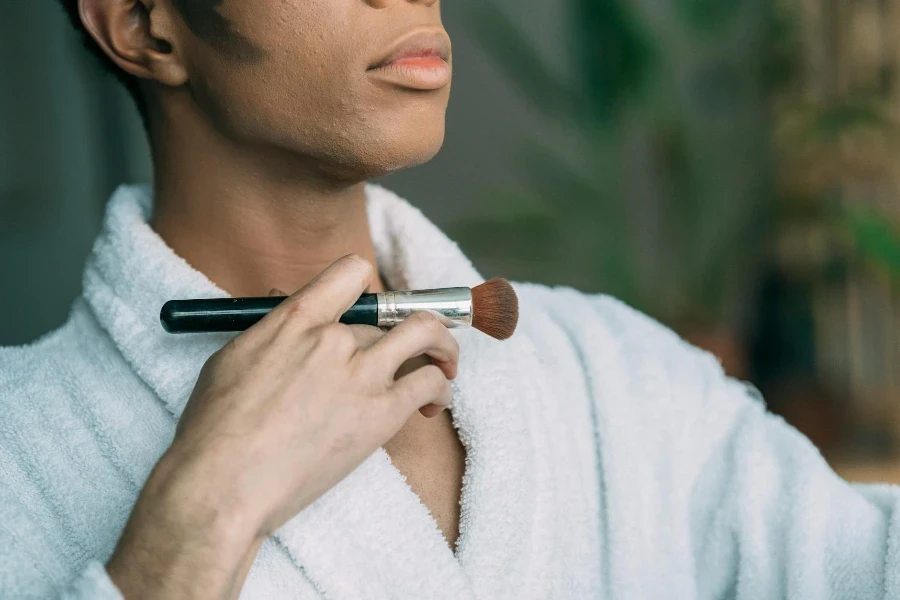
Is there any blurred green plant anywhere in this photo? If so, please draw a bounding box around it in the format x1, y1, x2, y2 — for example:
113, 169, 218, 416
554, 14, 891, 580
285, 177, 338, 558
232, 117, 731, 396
774, 91, 900, 286
842, 209, 900, 283
452, 0, 774, 327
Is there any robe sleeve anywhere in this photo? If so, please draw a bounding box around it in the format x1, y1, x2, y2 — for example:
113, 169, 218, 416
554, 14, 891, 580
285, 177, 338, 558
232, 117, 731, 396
685, 368, 900, 598
584, 292, 900, 599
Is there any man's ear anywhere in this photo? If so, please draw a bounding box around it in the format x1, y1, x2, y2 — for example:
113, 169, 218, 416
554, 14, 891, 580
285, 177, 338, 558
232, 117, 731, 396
79, 0, 189, 87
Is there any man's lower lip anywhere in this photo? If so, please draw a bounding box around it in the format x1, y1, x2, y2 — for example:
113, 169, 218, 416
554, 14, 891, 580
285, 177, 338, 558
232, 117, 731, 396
367, 58, 451, 91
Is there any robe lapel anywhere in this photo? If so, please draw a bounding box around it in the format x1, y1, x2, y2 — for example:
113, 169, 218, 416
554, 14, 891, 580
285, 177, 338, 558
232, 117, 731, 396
82, 185, 236, 420
83, 184, 552, 599
364, 187, 553, 599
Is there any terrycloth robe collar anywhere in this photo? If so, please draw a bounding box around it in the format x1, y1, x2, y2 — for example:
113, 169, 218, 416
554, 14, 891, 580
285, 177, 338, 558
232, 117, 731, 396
80, 184, 556, 599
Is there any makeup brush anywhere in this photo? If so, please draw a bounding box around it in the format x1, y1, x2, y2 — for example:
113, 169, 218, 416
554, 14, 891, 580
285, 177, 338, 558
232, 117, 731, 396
160, 278, 520, 341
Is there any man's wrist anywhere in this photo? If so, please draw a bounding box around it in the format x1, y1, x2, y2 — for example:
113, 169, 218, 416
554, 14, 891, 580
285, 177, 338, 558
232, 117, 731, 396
151, 445, 260, 549
107, 448, 259, 599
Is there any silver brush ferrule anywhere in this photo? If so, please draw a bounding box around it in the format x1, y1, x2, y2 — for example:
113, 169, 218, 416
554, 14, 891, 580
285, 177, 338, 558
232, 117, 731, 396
376, 288, 473, 329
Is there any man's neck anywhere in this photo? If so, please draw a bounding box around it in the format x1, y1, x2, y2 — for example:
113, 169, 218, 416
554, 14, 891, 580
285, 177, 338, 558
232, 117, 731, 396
148, 105, 386, 298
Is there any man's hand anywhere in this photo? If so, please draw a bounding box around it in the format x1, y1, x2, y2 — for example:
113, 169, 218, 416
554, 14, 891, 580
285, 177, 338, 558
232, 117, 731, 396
106, 255, 460, 599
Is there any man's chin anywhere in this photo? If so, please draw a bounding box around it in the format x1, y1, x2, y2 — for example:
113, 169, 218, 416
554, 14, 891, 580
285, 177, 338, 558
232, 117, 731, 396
381, 141, 445, 176
349, 132, 446, 179
296, 123, 446, 184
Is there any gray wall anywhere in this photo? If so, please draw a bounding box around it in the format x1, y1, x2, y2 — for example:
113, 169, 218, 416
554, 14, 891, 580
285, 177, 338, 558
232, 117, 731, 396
0, 1, 565, 345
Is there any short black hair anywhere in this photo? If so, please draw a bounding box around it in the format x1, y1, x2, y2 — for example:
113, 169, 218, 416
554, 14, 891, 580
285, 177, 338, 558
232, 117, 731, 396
56, 0, 148, 121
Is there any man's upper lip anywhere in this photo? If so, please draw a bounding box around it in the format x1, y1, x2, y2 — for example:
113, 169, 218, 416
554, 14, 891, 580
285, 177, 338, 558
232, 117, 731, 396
369, 30, 451, 70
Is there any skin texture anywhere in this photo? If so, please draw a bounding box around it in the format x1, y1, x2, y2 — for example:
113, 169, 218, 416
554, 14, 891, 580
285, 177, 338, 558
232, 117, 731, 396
74, 0, 466, 596
153, 0, 452, 179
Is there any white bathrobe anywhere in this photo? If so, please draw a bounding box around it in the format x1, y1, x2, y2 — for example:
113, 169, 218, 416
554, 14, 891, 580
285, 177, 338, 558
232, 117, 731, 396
1, 184, 899, 600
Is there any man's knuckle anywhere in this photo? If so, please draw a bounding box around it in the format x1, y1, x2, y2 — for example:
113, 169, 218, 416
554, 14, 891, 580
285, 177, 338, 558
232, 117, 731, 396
421, 310, 440, 324
346, 253, 366, 266
317, 324, 353, 353
280, 296, 311, 325
426, 314, 444, 332
410, 310, 440, 333
360, 352, 394, 388
346, 254, 374, 275
420, 365, 446, 392
317, 324, 340, 344
202, 351, 224, 374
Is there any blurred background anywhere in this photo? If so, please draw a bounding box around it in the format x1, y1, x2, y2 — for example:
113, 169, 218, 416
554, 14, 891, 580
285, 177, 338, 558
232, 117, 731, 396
2, 1, 899, 480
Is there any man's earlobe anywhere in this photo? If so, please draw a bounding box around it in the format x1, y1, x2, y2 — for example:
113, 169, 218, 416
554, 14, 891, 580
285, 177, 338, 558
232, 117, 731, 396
79, 0, 189, 87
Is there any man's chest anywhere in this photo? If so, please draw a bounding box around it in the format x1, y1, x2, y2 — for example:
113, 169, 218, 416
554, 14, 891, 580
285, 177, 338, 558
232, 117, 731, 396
382, 408, 466, 550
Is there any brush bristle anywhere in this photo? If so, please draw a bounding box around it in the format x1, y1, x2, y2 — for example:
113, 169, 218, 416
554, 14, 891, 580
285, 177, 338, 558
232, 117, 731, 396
471, 278, 519, 340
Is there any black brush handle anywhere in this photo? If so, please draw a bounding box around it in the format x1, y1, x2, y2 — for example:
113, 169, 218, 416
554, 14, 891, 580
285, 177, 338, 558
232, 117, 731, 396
160, 294, 379, 333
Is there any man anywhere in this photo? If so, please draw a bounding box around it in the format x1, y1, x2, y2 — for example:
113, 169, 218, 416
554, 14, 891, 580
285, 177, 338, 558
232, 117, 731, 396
1, 1, 898, 598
